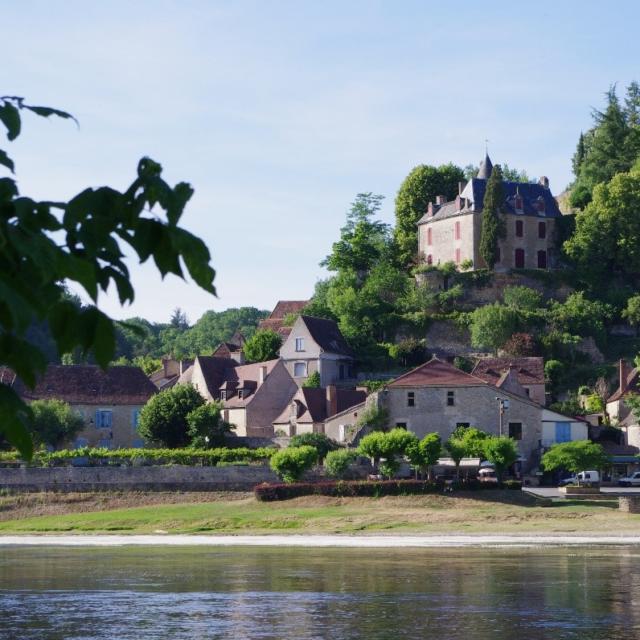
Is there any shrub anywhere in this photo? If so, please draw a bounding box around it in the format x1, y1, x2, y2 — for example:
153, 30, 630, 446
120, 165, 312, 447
186, 402, 231, 448
242, 329, 282, 363
270, 445, 318, 483
289, 433, 339, 461
541, 440, 609, 474
29, 399, 85, 448
482, 436, 519, 481
324, 449, 358, 479
302, 371, 321, 388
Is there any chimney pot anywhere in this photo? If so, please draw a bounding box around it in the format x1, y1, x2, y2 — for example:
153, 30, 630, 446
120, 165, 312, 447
259, 365, 268, 386
435, 195, 447, 206
538, 176, 549, 189
326, 385, 338, 418
427, 202, 434, 216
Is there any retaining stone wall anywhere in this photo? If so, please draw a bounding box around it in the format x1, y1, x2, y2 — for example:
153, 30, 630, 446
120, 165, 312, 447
619, 496, 640, 513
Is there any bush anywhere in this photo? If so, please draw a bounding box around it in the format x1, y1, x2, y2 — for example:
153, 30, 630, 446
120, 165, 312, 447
302, 371, 321, 388
289, 433, 339, 461
29, 399, 85, 448
186, 402, 231, 448
324, 449, 357, 479
270, 445, 318, 483
541, 440, 609, 474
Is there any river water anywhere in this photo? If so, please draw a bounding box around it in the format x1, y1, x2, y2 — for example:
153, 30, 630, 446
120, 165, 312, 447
1, 545, 639, 639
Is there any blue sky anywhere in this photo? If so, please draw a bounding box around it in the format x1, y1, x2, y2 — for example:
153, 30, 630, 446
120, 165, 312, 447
4, 1, 639, 323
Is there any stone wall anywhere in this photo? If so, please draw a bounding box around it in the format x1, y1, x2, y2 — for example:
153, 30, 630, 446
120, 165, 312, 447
0, 464, 283, 492
619, 496, 640, 513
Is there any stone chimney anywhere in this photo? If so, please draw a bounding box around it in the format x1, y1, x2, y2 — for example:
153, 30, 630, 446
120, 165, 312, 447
458, 180, 467, 195
455, 195, 462, 211
538, 176, 550, 189
435, 195, 447, 205
326, 385, 338, 418
258, 365, 268, 386
619, 359, 628, 394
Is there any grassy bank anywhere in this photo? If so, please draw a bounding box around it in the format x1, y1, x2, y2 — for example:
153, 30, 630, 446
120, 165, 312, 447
0, 491, 637, 535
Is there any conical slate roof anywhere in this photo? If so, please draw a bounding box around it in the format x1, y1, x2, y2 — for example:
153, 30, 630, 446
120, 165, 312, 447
477, 153, 493, 179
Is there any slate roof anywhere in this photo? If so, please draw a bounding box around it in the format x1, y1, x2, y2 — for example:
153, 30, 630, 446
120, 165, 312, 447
188, 356, 237, 397
221, 359, 280, 408
388, 358, 487, 388
6, 365, 157, 405
299, 315, 354, 357
607, 367, 640, 403
472, 357, 545, 387
477, 153, 493, 179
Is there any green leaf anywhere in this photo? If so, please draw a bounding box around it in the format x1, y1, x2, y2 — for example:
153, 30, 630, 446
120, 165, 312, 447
167, 182, 194, 226
171, 227, 217, 294
81, 307, 116, 367
24, 105, 78, 126
0, 149, 14, 172
0, 102, 21, 140
0, 386, 33, 460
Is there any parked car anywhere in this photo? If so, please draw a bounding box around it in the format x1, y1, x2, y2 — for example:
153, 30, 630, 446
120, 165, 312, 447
558, 470, 600, 487
559, 475, 577, 486
477, 467, 498, 483
618, 472, 640, 487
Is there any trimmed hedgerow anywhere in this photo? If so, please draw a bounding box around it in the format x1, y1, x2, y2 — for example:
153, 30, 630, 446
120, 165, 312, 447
254, 479, 522, 501
0, 446, 277, 468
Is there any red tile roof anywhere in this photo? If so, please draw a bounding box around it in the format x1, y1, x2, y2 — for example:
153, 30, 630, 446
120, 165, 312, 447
388, 358, 487, 387
221, 359, 280, 408
472, 357, 545, 386
273, 387, 366, 424
8, 365, 157, 405
268, 300, 308, 319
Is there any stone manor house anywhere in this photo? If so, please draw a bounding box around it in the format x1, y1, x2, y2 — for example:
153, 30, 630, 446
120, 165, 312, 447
418, 154, 561, 270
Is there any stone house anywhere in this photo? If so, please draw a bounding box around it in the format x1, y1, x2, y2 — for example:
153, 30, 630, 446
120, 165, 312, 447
273, 385, 366, 436
417, 154, 561, 270
258, 300, 309, 339
2, 365, 157, 449
279, 315, 355, 387
149, 357, 193, 390
380, 358, 586, 473
606, 359, 640, 450
211, 331, 246, 363
472, 356, 546, 405
181, 356, 298, 437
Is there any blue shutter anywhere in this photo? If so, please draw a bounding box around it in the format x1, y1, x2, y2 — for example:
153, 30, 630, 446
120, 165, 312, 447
95, 409, 101, 428
555, 422, 571, 443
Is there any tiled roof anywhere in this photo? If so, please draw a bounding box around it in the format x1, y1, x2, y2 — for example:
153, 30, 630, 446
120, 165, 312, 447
190, 356, 237, 397
273, 387, 366, 425
300, 315, 353, 357
608, 367, 640, 403
472, 357, 545, 386
221, 359, 280, 408
268, 300, 308, 319
11, 365, 157, 405
256, 317, 293, 338
388, 358, 487, 388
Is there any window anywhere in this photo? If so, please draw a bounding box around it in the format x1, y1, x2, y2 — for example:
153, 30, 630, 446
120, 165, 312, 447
515, 220, 523, 237
515, 248, 525, 268
295, 337, 304, 352
131, 409, 141, 432
456, 422, 470, 430
524, 387, 530, 398
538, 221, 546, 239
220, 390, 226, 400
427, 227, 432, 245
455, 248, 461, 264
455, 221, 461, 240
396, 422, 407, 430
537, 199, 546, 214
508, 422, 522, 440
407, 392, 415, 407
95, 409, 112, 429
426, 254, 433, 265
555, 422, 571, 443
537, 250, 547, 269
294, 362, 307, 378
237, 389, 244, 399
447, 391, 455, 406
515, 195, 523, 212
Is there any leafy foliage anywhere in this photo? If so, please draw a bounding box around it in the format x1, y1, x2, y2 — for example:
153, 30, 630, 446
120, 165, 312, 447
324, 449, 358, 479
355, 404, 389, 431
479, 164, 506, 269
469, 303, 519, 353
394, 163, 464, 267
482, 436, 519, 480
0, 97, 216, 458
186, 402, 231, 448
138, 384, 204, 448
269, 445, 318, 483
29, 399, 85, 449
242, 329, 282, 363
289, 433, 339, 461
541, 440, 609, 474
302, 371, 321, 388
405, 432, 442, 477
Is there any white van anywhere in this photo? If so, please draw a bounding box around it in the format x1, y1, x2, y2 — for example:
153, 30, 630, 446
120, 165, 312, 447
576, 470, 600, 486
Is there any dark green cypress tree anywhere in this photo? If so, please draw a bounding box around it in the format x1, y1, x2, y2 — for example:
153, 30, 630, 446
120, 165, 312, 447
479, 164, 506, 270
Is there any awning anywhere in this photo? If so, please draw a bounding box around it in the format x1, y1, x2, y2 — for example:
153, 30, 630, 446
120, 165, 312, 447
611, 456, 640, 463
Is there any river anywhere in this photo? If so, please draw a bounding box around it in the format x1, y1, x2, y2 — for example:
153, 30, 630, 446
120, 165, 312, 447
1, 545, 639, 639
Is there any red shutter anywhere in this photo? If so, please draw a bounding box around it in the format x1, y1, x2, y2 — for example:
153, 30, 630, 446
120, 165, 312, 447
455, 221, 461, 240
427, 227, 432, 245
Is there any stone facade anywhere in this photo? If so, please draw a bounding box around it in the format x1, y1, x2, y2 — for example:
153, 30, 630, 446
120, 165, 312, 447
73, 403, 146, 449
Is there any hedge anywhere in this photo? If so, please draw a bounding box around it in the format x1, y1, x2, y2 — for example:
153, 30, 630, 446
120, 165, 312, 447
254, 479, 522, 501
0, 446, 277, 468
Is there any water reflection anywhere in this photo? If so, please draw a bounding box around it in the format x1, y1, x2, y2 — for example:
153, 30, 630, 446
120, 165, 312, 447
1, 546, 639, 639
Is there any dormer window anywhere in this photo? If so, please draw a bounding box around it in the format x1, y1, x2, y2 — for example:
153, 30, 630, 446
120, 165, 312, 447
220, 390, 227, 400
514, 195, 524, 213
237, 389, 243, 399
537, 198, 546, 215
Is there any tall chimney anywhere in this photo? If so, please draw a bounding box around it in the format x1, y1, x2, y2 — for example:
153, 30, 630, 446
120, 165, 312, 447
427, 202, 434, 216
435, 195, 447, 205
258, 365, 267, 386
538, 176, 549, 189
326, 385, 338, 418
619, 359, 628, 394
458, 180, 467, 195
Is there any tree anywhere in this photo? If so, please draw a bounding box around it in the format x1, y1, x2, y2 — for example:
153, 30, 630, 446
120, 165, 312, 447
623, 295, 640, 330
270, 445, 318, 483
394, 163, 464, 267
469, 303, 519, 353
302, 371, 321, 388
405, 433, 441, 479
170, 308, 189, 330
502, 333, 538, 357
242, 329, 282, 363
289, 433, 339, 462
29, 399, 84, 449
355, 405, 389, 431
482, 436, 519, 481
459, 427, 489, 457
548, 292, 612, 347
324, 449, 357, 479
138, 384, 204, 448
479, 164, 506, 269
186, 402, 231, 448
0, 97, 216, 459
503, 286, 543, 313
541, 440, 609, 475
444, 435, 467, 478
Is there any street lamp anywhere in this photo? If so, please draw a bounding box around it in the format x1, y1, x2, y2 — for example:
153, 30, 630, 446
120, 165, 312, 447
495, 397, 509, 436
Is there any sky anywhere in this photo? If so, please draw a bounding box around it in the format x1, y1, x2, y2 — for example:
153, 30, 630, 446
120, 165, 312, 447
4, 1, 639, 324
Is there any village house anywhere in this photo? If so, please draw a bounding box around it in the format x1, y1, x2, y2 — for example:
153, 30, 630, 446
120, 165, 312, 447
257, 300, 309, 339
211, 331, 246, 363
417, 154, 561, 270
280, 315, 355, 387
272, 385, 366, 436
149, 357, 193, 390
376, 358, 587, 473
180, 356, 298, 437
472, 356, 546, 405
1, 365, 157, 449
606, 359, 640, 450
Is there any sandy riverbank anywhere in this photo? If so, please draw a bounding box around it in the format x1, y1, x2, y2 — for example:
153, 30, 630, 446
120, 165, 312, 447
2, 534, 640, 547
